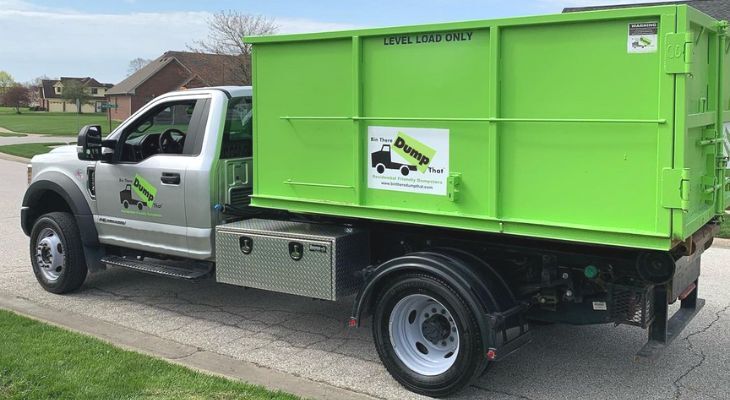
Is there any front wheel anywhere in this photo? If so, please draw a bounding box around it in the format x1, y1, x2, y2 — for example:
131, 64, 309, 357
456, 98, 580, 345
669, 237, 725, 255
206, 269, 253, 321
29, 212, 88, 294
372, 273, 487, 397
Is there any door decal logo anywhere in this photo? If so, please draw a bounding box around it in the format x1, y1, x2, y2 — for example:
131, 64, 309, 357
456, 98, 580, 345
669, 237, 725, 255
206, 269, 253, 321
368, 126, 449, 195
132, 174, 157, 208
118, 174, 162, 217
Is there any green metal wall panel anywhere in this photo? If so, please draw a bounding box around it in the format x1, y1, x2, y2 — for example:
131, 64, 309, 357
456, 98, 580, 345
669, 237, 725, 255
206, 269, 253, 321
247, 5, 727, 251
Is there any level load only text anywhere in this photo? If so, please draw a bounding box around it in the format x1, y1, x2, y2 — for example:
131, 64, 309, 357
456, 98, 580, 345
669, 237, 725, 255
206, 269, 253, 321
383, 31, 474, 46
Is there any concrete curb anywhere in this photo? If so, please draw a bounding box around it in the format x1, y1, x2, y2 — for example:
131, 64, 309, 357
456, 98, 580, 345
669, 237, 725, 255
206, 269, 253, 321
0, 152, 30, 164
0, 293, 379, 400
712, 237, 730, 249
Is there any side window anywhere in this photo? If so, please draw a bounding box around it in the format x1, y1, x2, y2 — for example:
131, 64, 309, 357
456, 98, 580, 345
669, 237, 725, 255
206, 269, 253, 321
220, 97, 253, 159
118, 100, 202, 162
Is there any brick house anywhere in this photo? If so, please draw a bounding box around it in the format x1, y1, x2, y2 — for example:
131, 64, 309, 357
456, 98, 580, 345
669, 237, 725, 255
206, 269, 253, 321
39, 77, 113, 113
564, 0, 730, 19
106, 51, 245, 120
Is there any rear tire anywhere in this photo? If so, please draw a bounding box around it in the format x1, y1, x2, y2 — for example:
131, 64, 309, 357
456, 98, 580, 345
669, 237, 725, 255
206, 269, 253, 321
29, 212, 88, 294
372, 273, 487, 397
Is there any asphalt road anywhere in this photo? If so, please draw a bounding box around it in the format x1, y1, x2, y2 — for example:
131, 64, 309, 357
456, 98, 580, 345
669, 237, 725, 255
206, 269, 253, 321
1, 156, 729, 400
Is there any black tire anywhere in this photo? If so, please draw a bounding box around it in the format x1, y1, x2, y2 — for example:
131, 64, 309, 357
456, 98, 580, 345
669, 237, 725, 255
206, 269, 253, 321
372, 273, 487, 397
400, 166, 410, 176
122, 200, 129, 209
376, 164, 386, 174
137, 202, 143, 210
29, 212, 88, 294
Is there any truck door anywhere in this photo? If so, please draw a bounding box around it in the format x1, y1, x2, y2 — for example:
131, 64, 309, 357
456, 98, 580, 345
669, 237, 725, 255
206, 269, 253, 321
94, 96, 210, 258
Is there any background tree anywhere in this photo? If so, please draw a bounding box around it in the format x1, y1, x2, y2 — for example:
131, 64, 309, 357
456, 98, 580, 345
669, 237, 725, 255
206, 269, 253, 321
188, 11, 277, 84
60, 81, 91, 114
4, 85, 30, 114
127, 58, 152, 76
25, 75, 49, 109
0, 71, 16, 103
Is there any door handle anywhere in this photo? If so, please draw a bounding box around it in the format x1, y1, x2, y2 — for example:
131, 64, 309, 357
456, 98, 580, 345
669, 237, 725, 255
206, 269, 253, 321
161, 172, 181, 185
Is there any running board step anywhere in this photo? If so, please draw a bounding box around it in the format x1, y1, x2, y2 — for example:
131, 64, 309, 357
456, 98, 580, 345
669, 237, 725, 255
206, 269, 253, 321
100, 255, 212, 280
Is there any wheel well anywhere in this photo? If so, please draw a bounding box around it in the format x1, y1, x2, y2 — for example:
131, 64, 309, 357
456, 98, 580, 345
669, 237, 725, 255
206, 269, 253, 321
27, 190, 73, 228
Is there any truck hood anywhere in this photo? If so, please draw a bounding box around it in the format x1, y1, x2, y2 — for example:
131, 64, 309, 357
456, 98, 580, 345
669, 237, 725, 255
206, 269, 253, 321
49, 144, 77, 154
32, 144, 78, 164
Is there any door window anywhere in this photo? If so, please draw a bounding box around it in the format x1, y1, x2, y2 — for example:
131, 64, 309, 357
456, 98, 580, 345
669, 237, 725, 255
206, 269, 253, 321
118, 100, 205, 162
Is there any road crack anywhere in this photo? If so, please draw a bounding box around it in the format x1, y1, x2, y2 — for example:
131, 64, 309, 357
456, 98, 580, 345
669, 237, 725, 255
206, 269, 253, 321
672, 303, 730, 400
472, 384, 535, 400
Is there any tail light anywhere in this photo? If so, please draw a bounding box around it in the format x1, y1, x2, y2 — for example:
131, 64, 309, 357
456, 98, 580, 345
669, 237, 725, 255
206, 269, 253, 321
27, 164, 32, 185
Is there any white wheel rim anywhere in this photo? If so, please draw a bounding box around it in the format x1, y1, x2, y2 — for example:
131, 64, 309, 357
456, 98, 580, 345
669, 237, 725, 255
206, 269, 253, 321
389, 294, 460, 376
35, 227, 64, 282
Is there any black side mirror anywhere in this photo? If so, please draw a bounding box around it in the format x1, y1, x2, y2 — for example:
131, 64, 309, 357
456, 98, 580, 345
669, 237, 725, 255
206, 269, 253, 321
77, 125, 103, 161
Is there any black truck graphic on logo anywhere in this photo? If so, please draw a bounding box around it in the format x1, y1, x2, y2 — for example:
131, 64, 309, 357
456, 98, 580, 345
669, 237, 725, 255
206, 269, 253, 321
120, 184, 145, 210
371, 144, 417, 176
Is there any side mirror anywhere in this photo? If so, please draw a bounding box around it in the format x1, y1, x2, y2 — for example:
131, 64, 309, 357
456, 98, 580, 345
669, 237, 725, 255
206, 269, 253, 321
77, 125, 103, 161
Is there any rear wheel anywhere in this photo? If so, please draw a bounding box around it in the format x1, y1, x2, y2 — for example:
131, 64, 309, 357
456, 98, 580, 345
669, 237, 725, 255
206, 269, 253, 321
29, 212, 88, 294
372, 273, 487, 397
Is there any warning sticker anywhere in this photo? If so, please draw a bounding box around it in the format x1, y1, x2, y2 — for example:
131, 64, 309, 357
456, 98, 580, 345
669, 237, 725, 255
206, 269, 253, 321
367, 126, 449, 195
628, 22, 658, 53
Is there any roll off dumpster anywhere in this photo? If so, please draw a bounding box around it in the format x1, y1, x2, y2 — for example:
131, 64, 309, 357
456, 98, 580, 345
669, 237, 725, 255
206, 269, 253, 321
248, 4, 728, 251
19, 4, 729, 398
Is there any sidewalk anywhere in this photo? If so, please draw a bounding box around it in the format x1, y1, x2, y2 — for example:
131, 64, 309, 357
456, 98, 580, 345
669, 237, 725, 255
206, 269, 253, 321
0, 127, 76, 146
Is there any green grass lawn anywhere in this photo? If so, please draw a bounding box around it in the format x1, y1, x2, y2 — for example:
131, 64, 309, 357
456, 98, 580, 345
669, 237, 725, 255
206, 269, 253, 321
0, 107, 120, 136
0, 310, 298, 400
718, 220, 730, 239
0, 143, 68, 158
0, 132, 26, 137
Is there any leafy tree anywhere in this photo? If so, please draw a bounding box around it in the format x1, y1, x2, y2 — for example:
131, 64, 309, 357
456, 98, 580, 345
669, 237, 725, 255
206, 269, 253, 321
4, 85, 29, 114
188, 11, 277, 84
0, 71, 15, 100
60, 80, 92, 114
127, 58, 152, 76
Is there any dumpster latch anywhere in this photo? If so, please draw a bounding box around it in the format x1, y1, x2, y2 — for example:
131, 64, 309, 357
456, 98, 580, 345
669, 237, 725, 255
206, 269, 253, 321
662, 168, 690, 211
664, 33, 693, 74
447, 172, 462, 202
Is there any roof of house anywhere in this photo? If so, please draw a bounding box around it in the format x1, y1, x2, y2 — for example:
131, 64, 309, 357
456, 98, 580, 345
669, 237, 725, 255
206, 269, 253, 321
106, 51, 245, 96
564, 0, 730, 20
40, 77, 114, 99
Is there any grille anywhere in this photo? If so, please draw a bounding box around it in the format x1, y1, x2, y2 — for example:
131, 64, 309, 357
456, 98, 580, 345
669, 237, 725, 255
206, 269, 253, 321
608, 283, 654, 328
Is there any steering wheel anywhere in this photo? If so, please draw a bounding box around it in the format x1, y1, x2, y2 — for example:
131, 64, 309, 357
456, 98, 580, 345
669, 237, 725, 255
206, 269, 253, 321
159, 128, 186, 154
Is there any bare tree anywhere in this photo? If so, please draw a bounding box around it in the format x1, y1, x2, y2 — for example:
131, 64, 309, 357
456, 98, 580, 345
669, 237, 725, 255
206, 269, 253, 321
188, 11, 277, 84
26, 75, 49, 108
4, 85, 29, 114
127, 58, 152, 76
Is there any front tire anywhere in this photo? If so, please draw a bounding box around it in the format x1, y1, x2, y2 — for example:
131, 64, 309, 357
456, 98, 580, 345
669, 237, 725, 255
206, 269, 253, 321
372, 273, 487, 397
29, 212, 88, 294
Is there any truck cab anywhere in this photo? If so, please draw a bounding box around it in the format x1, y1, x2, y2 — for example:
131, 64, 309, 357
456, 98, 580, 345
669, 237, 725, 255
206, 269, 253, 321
23, 87, 252, 268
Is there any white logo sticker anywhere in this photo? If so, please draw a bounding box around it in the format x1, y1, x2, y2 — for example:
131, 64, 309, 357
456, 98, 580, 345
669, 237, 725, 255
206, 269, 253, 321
367, 126, 449, 195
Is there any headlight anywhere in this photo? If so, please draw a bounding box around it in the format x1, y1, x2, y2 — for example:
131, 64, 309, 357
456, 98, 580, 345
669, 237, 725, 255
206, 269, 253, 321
27, 164, 32, 185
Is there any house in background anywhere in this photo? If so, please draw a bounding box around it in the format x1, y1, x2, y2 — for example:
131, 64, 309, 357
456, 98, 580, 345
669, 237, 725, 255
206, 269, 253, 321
106, 51, 245, 120
40, 77, 113, 113
564, 0, 730, 20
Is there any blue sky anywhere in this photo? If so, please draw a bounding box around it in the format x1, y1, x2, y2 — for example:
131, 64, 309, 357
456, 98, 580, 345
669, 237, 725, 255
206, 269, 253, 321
0, 0, 665, 84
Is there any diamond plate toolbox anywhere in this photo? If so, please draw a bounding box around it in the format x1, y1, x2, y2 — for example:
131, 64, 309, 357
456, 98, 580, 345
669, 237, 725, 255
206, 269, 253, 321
215, 219, 370, 300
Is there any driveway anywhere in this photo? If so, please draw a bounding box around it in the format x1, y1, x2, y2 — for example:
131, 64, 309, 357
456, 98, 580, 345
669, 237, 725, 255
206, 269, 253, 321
1, 156, 729, 399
